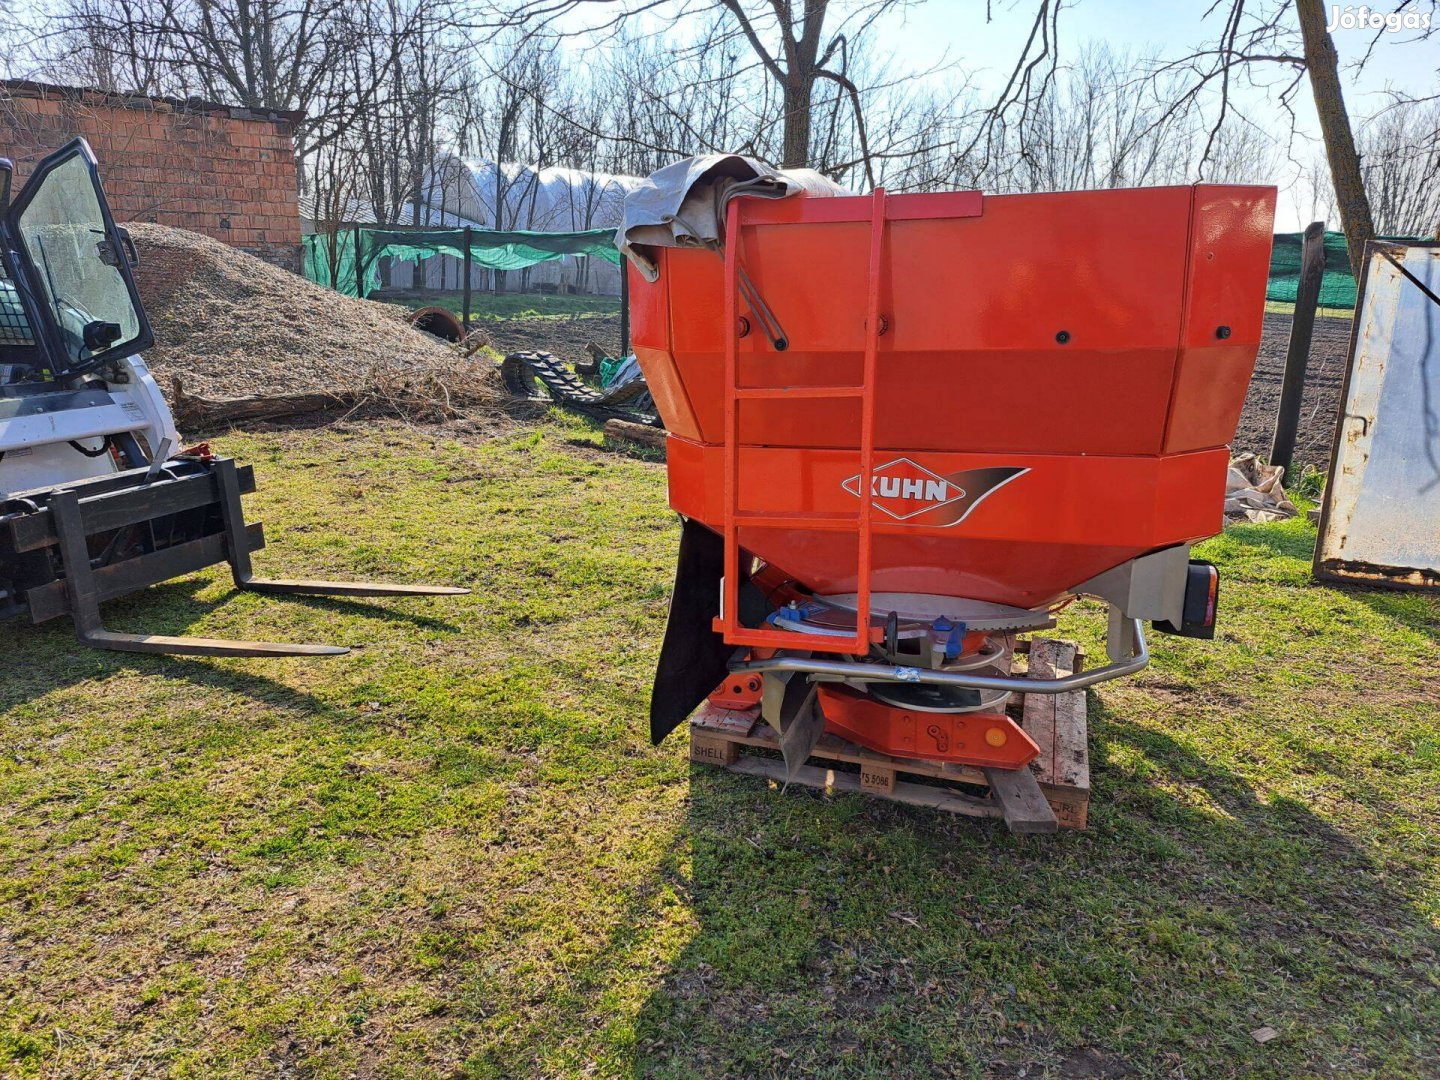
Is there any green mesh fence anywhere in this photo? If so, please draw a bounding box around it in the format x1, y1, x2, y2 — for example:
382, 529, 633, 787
1265, 230, 1425, 310
302, 226, 620, 299
302, 229, 357, 295
306, 225, 1423, 313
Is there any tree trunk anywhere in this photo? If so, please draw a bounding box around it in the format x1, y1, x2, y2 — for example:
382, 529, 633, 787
1294, 0, 1374, 277
781, 76, 813, 169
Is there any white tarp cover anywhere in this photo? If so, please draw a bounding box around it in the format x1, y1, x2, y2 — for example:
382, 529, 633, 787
427, 155, 645, 235
616, 154, 851, 281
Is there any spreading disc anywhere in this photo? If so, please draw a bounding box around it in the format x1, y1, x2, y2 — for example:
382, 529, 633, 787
819, 593, 1055, 633
867, 681, 1012, 714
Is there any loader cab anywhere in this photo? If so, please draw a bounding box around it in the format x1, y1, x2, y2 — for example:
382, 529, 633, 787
0, 138, 151, 390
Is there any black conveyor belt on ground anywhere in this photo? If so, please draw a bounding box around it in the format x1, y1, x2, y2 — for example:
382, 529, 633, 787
501, 351, 660, 426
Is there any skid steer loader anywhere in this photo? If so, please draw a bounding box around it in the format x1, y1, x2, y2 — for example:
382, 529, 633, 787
0, 138, 466, 657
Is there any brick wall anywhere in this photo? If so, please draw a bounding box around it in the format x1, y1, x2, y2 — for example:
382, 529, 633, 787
0, 80, 302, 270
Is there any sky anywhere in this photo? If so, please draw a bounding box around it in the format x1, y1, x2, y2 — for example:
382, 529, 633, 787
870, 0, 1439, 227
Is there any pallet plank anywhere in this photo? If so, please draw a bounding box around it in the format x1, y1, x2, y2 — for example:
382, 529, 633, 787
726, 755, 1004, 820
1053, 688, 1090, 791
982, 765, 1059, 833
1022, 645, 1060, 785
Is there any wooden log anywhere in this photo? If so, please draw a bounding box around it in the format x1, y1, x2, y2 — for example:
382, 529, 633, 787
603, 418, 666, 449
172, 377, 353, 426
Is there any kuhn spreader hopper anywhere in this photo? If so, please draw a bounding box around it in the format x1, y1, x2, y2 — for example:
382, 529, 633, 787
629, 175, 1275, 793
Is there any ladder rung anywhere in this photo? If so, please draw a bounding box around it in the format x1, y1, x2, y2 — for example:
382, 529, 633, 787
710, 622, 871, 654
733, 385, 865, 401
732, 511, 859, 532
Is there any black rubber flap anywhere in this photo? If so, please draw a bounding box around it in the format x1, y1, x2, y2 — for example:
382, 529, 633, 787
649, 518, 734, 745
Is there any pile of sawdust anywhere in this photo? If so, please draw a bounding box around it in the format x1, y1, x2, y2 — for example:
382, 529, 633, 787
126, 223, 501, 420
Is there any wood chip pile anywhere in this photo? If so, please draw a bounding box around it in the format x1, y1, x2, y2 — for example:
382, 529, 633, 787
125, 223, 502, 423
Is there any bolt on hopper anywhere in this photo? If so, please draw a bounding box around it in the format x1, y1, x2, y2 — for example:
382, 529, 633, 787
624, 167, 1276, 784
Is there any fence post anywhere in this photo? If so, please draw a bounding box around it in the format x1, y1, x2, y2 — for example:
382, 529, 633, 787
352, 226, 364, 298
619, 259, 630, 357
463, 226, 473, 333
1270, 220, 1326, 478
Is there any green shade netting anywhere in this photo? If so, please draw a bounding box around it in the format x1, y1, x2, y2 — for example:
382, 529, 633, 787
306, 225, 1429, 312
303, 227, 619, 298
1265, 230, 1425, 310
302, 229, 357, 294
599, 355, 626, 385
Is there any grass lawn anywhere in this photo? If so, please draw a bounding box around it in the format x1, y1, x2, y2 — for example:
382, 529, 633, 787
1, 417, 1437, 1078
383, 291, 620, 321
1261, 300, 1354, 319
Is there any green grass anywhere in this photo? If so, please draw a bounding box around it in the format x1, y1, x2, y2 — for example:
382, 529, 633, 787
1, 420, 1436, 1078
1262, 300, 1353, 319
385, 291, 620, 321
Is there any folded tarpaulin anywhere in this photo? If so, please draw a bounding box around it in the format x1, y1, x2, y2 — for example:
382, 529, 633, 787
1225, 452, 1298, 523
616, 154, 851, 281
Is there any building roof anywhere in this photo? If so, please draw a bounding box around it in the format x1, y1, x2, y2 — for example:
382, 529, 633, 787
0, 78, 304, 126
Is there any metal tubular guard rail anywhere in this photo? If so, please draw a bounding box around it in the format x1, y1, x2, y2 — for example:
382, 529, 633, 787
731, 619, 1149, 696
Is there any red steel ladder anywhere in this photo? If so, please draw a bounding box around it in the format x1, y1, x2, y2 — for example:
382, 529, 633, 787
713, 187, 889, 656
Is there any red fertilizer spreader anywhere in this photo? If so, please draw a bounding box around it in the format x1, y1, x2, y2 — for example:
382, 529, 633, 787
629, 182, 1276, 785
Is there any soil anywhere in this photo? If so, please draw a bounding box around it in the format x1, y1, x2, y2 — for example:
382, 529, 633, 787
126, 223, 502, 414
475, 313, 623, 365
1234, 311, 1352, 472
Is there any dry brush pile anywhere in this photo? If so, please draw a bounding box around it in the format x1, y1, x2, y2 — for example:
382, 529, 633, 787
125, 223, 503, 426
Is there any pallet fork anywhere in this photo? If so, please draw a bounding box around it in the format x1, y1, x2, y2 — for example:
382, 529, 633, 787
0, 138, 467, 658
11, 455, 467, 658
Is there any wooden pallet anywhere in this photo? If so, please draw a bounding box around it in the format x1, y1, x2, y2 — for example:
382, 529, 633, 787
689, 638, 1090, 832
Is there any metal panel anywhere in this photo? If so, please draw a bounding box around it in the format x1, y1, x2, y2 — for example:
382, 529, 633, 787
24, 522, 266, 623
3, 462, 256, 553
1315, 243, 1440, 589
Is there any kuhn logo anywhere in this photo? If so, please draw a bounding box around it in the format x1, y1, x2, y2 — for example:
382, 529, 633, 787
842, 458, 965, 520
842, 459, 1028, 526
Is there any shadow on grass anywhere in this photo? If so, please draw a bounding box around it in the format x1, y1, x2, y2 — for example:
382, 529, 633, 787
268, 591, 461, 633
1352, 588, 1440, 643
1219, 521, 1318, 562
0, 578, 330, 715
627, 702, 1439, 1079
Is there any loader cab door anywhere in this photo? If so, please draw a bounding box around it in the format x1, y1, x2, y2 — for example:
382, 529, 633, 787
2, 138, 152, 378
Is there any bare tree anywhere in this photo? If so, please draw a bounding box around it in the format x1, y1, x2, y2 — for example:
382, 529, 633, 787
1294, 0, 1373, 274
1358, 99, 1440, 236
30, 0, 449, 172
1136, 0, 1438, 273
481, 0, 943, 184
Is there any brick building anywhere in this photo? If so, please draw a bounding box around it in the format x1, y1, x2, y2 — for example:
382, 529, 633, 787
0, 79, 303, 269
